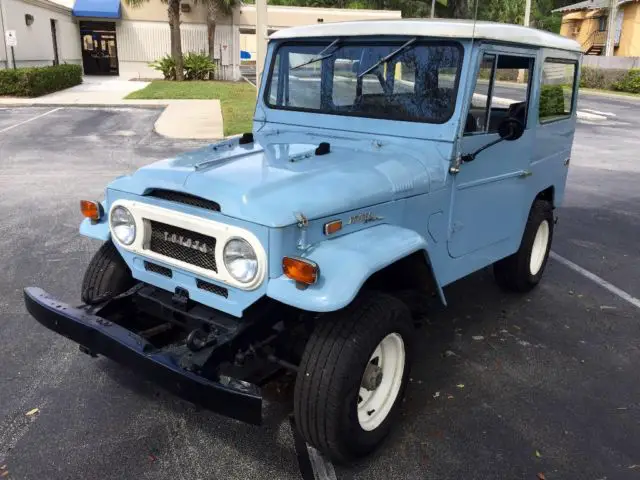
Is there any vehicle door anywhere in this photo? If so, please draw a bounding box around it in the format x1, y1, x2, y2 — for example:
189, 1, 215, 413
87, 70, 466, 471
448, 47, 536, 259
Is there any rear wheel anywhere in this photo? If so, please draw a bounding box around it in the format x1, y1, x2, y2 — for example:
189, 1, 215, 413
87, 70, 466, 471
293, 292, 414, 463
494, 199, 554, 292
81, 240, 134, 304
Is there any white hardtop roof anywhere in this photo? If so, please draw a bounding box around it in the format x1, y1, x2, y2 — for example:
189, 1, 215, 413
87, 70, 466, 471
270, 19, 581, 52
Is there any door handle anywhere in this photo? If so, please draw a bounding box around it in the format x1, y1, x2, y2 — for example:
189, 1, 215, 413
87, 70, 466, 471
518, 170, 533, 178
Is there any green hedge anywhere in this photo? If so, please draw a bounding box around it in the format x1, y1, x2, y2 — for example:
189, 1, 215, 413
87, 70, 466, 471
580, 66, 628, 91
539, 84, 567, 119
613, 69, 640, 94
0, 64, 82, 97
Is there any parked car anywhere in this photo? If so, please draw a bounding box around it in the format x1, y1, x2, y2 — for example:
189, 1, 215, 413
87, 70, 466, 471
24, 19, 582, 463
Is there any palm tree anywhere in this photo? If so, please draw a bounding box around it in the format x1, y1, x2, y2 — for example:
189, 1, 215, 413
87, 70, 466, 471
125, 0, 185, 80
202, 0, 238, 71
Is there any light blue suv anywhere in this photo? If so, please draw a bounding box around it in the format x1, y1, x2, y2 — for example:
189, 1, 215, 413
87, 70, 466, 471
24, 19, 582, 462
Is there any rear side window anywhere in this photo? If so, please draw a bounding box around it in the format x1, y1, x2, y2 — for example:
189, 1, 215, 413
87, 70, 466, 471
539, 59, 577, 123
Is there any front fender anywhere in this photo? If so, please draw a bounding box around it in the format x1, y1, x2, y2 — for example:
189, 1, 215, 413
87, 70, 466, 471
79, 217, 110, 241
266, 224, 445, 312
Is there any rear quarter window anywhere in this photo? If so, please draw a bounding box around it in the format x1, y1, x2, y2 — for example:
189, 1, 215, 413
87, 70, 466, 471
539, 59, 578, 124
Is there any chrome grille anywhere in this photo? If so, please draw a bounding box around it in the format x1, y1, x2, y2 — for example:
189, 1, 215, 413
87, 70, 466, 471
148, 220, 217, 272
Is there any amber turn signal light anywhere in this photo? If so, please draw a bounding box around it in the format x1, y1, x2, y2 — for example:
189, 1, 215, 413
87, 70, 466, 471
80, 200, 103, 221
283, 257, 319, 285
323, 220, 342, 236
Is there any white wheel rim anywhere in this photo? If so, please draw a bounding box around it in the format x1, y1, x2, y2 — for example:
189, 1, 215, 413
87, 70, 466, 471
357, 333, 405, 432
529, 220, 550, 276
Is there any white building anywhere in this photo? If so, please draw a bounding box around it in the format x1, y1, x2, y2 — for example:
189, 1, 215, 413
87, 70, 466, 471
0, 0, 81, 69
0, 0, 400, 80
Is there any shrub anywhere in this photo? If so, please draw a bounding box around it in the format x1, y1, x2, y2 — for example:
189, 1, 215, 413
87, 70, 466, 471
579, 67, 627, 90
184, 52, 216, 80
612, 69, 640, 94
0, 64, 82, 97
539, 84, 566, 118
149, 55, 177, 80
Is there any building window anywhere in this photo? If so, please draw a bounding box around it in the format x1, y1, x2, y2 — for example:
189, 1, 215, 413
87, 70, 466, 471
599, 16, 607, 32
539, 59, 577, 124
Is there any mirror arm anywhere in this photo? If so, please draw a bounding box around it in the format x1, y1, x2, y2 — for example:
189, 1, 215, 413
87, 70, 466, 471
461, 137, 504, 163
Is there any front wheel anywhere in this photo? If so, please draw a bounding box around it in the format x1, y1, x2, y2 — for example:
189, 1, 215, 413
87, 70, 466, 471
494, 199, 554, 292
293, 292, 414, 463
81, 240, 134, 304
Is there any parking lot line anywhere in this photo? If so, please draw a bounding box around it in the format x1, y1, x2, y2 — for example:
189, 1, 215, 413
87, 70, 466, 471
551, 251, 640, 310
0, 107, 63, 134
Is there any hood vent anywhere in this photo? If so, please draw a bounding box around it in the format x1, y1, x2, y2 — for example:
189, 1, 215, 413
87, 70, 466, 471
145, 189, 221, 212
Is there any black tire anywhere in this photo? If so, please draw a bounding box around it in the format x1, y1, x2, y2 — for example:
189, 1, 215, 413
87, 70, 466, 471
81, 240, 134, 304
294, 292, 414, 463
494, 199, 554, 292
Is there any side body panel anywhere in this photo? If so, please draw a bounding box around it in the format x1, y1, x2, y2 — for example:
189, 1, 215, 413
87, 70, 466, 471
267, 223, 445, 311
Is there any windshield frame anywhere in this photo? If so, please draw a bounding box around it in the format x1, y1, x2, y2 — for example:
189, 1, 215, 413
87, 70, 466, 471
262, 38, 465, 126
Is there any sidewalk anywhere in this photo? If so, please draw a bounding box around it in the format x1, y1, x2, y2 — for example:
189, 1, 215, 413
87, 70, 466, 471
0, 76, 224, 140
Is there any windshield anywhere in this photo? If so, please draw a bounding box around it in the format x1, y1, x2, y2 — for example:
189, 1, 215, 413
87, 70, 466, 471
265, 40, 463, 124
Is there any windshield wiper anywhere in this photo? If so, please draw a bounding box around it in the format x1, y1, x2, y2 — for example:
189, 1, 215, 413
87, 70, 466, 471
357, 37, 418, 78
291, 38, 342, 70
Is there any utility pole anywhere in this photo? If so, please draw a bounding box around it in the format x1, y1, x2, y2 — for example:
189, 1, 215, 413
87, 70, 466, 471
604, 0, 617, 56
524, 0, 531, 27
255, 0, 268, 94
430, 0, 436, 18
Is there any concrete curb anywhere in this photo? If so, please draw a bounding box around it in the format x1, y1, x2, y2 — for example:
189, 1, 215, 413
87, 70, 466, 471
578, 89, 640, 102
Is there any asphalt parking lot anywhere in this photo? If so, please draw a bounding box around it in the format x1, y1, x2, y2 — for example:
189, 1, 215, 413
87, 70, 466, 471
1, 94, 639, 480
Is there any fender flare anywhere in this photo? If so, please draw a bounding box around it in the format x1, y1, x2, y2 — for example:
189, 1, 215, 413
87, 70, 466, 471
266, 223, 446, 312
79, 217, 110, 241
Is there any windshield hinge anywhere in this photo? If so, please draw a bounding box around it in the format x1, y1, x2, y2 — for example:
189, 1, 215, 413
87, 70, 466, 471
449, 154, 462, 175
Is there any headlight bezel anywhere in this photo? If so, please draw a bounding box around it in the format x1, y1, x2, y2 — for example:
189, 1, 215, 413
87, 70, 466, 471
223, 237, 259, 284
106, 200, 267, 291
109, 205, 137, 246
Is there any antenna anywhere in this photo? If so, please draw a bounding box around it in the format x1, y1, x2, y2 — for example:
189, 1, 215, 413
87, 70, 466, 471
451, 0, 482, 172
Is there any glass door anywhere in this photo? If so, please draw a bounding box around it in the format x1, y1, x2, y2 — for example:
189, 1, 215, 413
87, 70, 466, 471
80, 22, 119, 75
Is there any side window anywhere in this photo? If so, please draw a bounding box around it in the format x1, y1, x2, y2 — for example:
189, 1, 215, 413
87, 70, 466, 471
465, 53, 534, 135
466, 53, 495, 134
539, 59, 577, 124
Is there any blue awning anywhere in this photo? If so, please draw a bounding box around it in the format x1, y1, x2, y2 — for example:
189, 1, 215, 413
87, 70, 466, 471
73, 0, 121, 18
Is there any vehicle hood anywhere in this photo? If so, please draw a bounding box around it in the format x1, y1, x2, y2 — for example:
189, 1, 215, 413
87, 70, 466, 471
108, 139, 439, 227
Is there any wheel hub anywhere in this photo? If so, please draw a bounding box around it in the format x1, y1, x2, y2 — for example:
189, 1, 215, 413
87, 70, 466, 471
361, 363, 383, 391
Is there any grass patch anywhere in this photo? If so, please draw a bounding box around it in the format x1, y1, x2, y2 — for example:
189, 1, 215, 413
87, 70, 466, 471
126, 80, 256, 136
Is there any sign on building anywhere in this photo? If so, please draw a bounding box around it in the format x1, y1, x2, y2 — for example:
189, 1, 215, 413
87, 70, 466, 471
5, 30, 17, 47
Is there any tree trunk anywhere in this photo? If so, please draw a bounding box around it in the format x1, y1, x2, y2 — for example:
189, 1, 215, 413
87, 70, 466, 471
167, 0, 184, 81
447, 0, 470, 19
207, 2, 218, 79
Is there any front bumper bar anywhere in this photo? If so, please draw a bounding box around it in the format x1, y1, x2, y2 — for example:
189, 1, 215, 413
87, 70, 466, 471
23, 287, 262, 425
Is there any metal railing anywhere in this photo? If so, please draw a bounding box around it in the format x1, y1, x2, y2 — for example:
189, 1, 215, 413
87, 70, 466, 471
581, 30, 607, 53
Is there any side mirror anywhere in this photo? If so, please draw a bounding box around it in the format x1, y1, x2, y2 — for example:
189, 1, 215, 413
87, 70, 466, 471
498, 118, 525, 141
461, 117, 525, 164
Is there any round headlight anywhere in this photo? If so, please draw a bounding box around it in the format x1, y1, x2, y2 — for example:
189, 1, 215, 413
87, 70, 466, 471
223, 238, 258, 284
110, 206, 136, 245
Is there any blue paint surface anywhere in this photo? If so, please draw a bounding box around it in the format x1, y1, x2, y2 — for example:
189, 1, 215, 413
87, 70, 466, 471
80, 35, 581, 317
